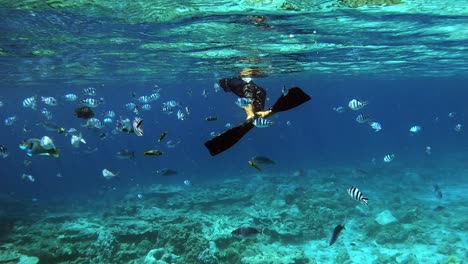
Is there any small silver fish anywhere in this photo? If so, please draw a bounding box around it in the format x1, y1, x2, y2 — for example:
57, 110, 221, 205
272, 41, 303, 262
4, 116, 17, 126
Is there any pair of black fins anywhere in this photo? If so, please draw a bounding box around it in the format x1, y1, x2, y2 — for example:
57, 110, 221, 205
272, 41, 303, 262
204, 77, 311, 156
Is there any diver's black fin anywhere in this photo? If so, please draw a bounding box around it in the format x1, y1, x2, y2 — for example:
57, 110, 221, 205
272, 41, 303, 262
205, 121, 255, 156
270, 87, 311, 113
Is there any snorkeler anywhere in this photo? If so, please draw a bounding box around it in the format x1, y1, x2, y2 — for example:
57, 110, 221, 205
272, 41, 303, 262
204, 76, 311, 156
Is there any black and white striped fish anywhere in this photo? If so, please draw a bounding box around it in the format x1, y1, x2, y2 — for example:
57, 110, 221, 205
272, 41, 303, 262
253, 118, 273, 128
149, 92, 160, 101
41, 96, 57, 106
137, 95, 150, 103
347, 186, 369, 206
355, 114, 371, 124
104, 110, 115, 118
141, 104, 151, 111
348, 99, 368, 111
383, 154, 395, 163
133, 117, 143, 136
81, 98, 104, 108
235, 97, 252, 108
63, 93, 78, 101
0, 145, 8, 158
41, 108, 53, 120
83, 87, 96, 96
22, 96, 37, 109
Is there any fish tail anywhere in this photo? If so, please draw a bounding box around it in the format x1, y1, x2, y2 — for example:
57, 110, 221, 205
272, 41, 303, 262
362, 197, 369, 206
51, 147, 60, 158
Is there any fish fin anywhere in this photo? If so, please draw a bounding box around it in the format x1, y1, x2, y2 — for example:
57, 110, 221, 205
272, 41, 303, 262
270, 87, 311, 113
362, 197, 369, 206
205, 121, 255, 156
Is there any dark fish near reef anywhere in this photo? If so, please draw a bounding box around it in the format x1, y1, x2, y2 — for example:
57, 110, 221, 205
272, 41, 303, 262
116, 149, 135, 160
328, 224, 345, 246
252, 155, 276, 165
75, 106, 95, 119
156, 168, 177, 176
433, 184, 443, 199
158, 131, 168, 142
205, 116, 219, 121
231, 227, 261, 237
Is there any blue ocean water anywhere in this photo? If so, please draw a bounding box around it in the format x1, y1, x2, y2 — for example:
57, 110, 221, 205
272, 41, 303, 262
0, 1, 467, 263
1, 78, 466, 200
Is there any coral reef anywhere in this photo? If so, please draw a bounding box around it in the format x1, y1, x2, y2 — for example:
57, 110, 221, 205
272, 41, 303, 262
338, 0, 403, 8
0, 168, 465, 263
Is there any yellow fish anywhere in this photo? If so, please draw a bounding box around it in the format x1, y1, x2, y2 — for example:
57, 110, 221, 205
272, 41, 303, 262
144, 150, 163, 156
248, 160, 262, 172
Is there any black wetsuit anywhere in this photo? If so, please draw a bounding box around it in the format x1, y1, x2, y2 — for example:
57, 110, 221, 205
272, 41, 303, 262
205, 77, 311, 156
219, 77, 266, 112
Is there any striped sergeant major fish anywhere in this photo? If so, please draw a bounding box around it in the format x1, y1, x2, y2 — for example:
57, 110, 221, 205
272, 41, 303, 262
83, 87, 96, 96
138, 95, 150, 103
81, 98, 104, 108
63, 93, 78, 101
22, 96, 37, 109
348, 99, 368, 111
355, 114, 371, 124
41, 108, 53, 120
141, 104, 152, 111
104, 110, 115, 118
133, 117, 143, 136
0, 145, 8, 158
149, 92, 160, 101
347, 186, 369, 206
4, 116, 17, 126
41, 96, 57, 106
253, 118, 273, 128
235, 97, 252, 108
383, 154, 395, 163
